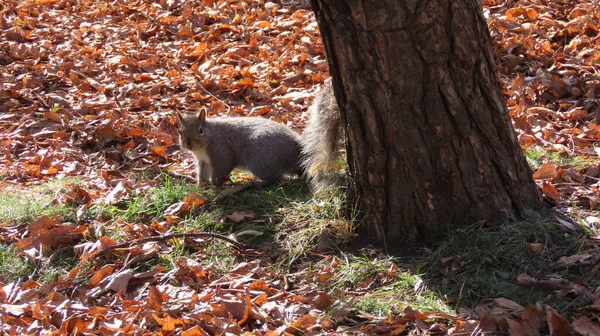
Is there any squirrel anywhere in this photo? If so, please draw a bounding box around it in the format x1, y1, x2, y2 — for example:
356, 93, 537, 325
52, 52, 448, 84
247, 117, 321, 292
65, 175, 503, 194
301, 80, 344, 192
177, 109, 303, 186
177, 80, 342, 190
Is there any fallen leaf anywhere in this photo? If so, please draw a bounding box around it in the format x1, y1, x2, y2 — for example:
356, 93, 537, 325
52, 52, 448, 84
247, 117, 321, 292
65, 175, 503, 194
103, 269, 134, 293
529, 243, 543, 253
225, 210, 256, 223
533, 163, 559, 180
553, 253, 594, 268
104, 181, 130, 205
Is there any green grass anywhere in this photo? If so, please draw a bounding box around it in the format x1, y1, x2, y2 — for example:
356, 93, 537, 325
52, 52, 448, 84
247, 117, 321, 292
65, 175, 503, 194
0, 244, 81, 285
36, 250, 79, 285
354, 277, 451, 316
0, 178, 81, 225
524, 146, 595, 170
273, 186, 356, 265
325, 255, 450, 315
0, 245, 33, 282
421, 219, 591, 317
89, 174, 205, 223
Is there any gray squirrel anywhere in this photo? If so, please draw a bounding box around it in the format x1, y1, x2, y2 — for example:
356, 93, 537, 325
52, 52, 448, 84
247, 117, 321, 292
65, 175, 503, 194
177, 80, 342, 190
177, 109, 303, 186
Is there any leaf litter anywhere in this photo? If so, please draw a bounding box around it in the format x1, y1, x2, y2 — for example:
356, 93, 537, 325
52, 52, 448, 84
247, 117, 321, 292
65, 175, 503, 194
0, 0, 600, 334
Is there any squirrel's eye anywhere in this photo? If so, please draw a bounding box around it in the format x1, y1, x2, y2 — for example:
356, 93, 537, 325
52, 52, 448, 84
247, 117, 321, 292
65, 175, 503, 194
198, 127, 204, 135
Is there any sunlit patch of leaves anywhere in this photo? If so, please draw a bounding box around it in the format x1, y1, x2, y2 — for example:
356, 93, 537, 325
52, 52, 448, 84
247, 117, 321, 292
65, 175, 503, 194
525, 146, 596, 170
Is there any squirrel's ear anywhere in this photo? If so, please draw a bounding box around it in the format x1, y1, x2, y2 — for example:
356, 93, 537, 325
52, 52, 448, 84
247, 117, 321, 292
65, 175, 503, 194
176, 111, 184, 129
198, 108, 207, 124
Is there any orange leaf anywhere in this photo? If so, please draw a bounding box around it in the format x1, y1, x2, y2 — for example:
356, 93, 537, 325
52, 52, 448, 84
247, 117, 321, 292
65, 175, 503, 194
181, 326, 209, 336
313, 292, 333, 310
507, 319, 528, 336
529, 243, 543, 253
90, 265, 116, 286
253, 293, 268, 306
541, 181, 560, 202
151, 146, 167, 157
287, 315, 317, 333
182, 192, 207, 210
533, 163, 559, 180
147, 286, 168, 312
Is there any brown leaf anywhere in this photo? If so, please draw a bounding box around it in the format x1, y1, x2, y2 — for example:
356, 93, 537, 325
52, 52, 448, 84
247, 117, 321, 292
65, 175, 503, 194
451, 257, 463, 271
211, 300, 246, 320
253, 293, 268, 307
29, 215, 60, 233
147, 286, 168, 311
511, 72, 525, 91
313, 292, 333, 311
553, 253, 594, 268
248, 280, 270, 292
90, 265, 116, 286
541, 181, 560, 202
286, 315, 317, 333
103, 269, 134, 293
546, 306, 573, 335
62, 185, 92, 206
104, 181, 130, 205
494, 298, 524, 312
533, 164, 559, 180
572, 316, 600, 336
529, 243, 543, 253
238, 291, 253, 325
76, 203, 89, 222
225, 210, 256, 223
17, 223, 83, 253
181, 192, 207, 212
181, 326, 210, 336
507, 318, 528, 336
43, 111, 62, 123
522, 305, 542, 336
1, 303, 29, 317
404, 306, 429, 321
151, 146, 168, 157
163, 201, 185, 216
516, 273, 538, 286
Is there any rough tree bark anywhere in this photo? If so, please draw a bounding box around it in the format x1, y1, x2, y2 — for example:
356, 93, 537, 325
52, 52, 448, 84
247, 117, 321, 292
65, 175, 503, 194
311, 0, 544, 248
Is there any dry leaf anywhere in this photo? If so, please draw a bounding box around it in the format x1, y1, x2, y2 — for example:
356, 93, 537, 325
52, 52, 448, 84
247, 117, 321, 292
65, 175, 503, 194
225, 210, 256, 223
546, 306, 573, 335
572, 316, 600, 336
533, 164, 559, 180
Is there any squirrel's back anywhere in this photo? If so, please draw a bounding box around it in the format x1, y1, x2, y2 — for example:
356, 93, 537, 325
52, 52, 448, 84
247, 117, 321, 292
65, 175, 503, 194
210, 117, 302, 172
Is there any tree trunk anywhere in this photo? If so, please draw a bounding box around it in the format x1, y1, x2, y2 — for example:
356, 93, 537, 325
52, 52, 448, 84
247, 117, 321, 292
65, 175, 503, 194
311, 0, 544, 249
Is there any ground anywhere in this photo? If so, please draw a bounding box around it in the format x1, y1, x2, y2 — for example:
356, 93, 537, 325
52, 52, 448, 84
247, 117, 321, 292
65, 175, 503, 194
0, 0, 599, 335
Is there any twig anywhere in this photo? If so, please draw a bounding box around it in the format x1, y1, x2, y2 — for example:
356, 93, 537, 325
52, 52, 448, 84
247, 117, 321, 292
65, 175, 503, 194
192, 74, 231, 111
6, 277, 22, 304
94, 232, 244, 259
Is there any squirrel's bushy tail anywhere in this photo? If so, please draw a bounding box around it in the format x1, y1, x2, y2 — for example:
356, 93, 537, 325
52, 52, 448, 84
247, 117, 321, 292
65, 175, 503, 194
301, 81, 344, 192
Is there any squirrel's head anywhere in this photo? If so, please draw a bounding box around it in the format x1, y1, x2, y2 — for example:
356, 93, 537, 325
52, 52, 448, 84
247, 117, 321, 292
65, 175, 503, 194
176, 109, 210, 151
